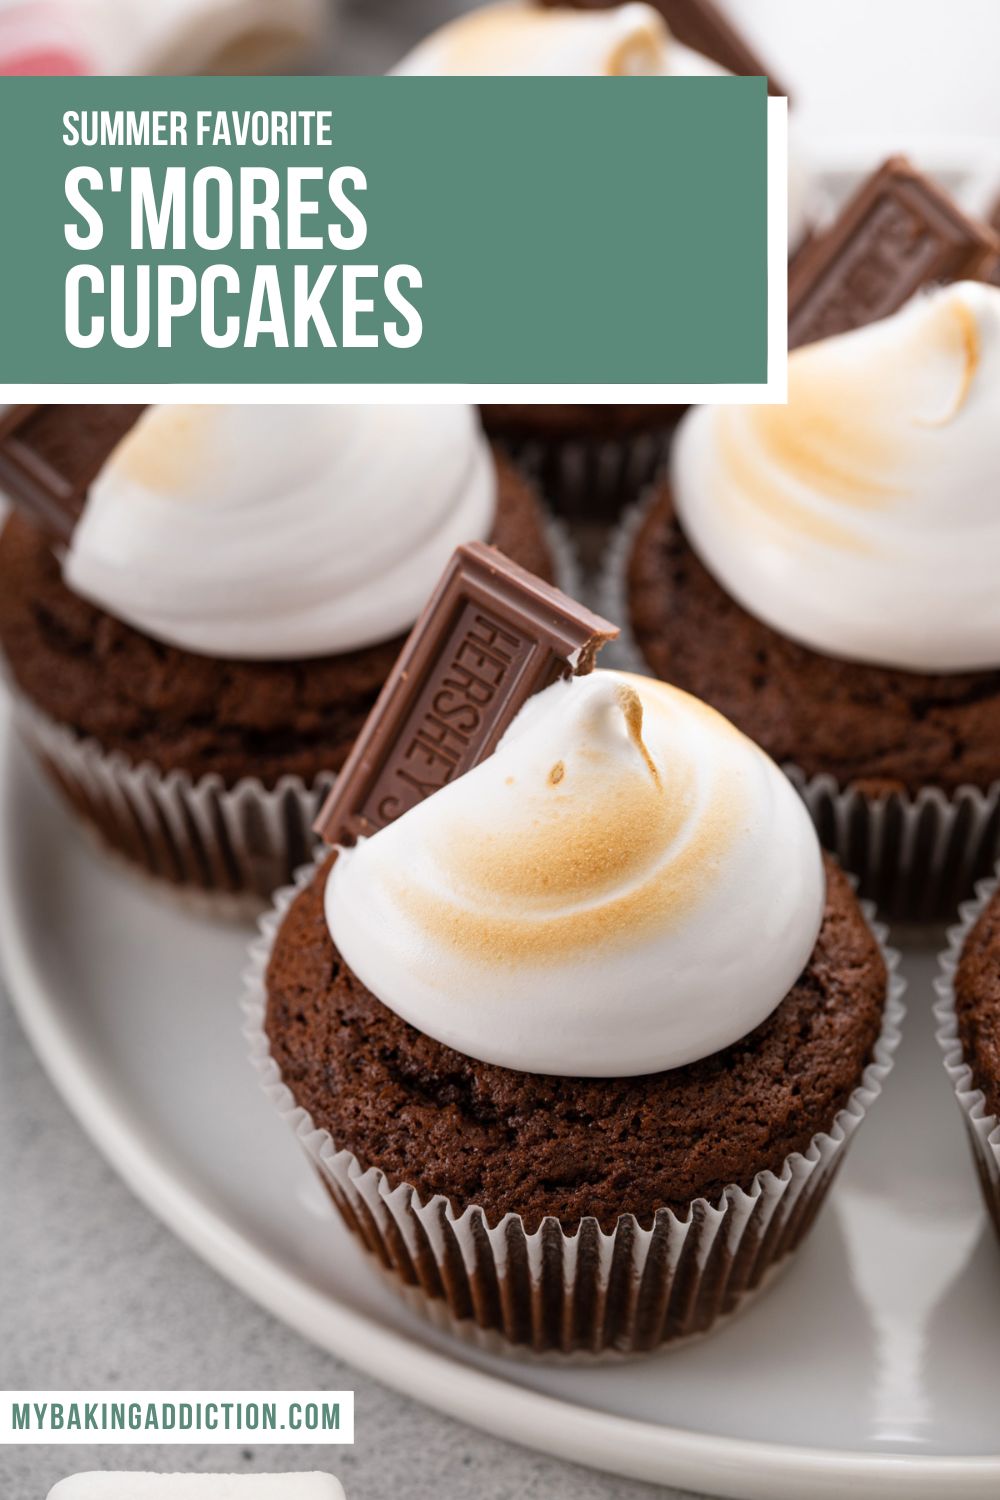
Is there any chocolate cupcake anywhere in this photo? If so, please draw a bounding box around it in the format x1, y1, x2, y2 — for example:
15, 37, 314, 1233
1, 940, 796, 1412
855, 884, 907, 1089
100, 0, 326, 75
621, 281, 1000, 920
936, 875, 1000, 1238
246, 665, 901, 1354
0, 404, 556, 904
392, 0, 813, 520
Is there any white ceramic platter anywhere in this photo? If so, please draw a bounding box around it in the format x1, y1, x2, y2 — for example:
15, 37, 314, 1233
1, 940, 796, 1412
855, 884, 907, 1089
2, 702, 999, 1499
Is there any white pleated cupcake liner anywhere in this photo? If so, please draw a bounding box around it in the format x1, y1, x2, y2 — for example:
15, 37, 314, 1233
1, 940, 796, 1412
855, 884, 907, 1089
602, 492, 1000, 924
494, 422, 677, 523
243, 858, 905, 1358
934, 873, 1000, 1238
3, 503, 578, 912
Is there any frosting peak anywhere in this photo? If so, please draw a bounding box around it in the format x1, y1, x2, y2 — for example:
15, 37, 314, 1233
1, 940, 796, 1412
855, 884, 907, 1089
673, 282, 1000, 673
63, 404, 495, 659
327, 670, 825, 1077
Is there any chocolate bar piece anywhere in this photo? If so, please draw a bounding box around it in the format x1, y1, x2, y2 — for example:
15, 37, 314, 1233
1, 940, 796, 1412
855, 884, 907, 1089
539, 0, 788, 97
0, 404, 142, 538
314, 542, 619, 847
981, 194, 1000, 284
788, 157, 999, 349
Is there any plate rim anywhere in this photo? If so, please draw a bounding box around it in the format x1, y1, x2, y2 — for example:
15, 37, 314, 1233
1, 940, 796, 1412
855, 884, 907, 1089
2, 707, 1000, 1498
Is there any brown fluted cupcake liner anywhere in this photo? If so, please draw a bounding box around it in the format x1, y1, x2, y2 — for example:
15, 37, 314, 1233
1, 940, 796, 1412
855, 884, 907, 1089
493, 423, 677, 524
934, 874, 1000, 1238
785, 771, 1000, 926
3, 509, 577, 912
602, 494, 1000, 925
243, 862, 904, 1358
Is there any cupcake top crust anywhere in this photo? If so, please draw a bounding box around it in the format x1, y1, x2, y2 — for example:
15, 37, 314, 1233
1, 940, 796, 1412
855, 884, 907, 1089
266, 667, 886, 1229
0, 449, 550, 783
326, 669, 825, 1076
628, 479, 1000, 795
266, 845, 884, 1230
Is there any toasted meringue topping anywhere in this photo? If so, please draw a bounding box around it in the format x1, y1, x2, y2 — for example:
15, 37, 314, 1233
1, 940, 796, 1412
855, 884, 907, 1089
673, 282, 1000, 672
394, 1, 670, 77
327, 670, 825, 1076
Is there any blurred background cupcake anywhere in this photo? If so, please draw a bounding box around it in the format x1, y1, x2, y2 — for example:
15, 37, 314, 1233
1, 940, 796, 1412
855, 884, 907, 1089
0, 0, 330, 75
622, 279, 1000, 922
0, 404, 555, 904
936, 874, 1000, 1237
248, 661, 901, 1354
392, 0, 813, 523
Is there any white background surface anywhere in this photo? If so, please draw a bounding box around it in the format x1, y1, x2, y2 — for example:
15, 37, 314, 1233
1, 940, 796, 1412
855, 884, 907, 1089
725, 0, 1000, 147
0, 989, 676, 1500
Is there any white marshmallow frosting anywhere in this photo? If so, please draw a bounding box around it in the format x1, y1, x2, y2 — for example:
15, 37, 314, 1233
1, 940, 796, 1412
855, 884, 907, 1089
327, 670, 825, 1077
393, 1, 810, 249
673, 282, 1000, 674
47, 1478, 344, 1500
63, 405, 495, 660
393, 0, 703, 78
